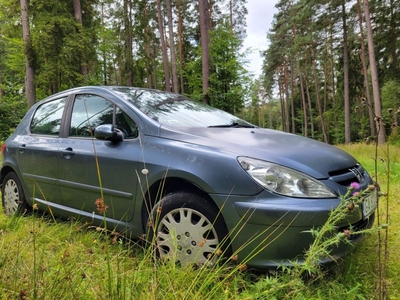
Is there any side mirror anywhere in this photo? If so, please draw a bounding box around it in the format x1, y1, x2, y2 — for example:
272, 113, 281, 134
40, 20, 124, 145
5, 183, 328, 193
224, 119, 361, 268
94, 124, 124, 142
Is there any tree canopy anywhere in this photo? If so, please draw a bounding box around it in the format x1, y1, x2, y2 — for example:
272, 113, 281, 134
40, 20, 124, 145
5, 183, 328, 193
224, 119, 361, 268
260, 0, 399, 144
0, 0, 399, 145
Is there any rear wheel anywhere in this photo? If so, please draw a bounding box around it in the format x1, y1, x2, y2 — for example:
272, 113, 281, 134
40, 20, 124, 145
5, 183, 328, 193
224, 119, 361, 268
1, 172, 28, 216
147, 192, 230, 267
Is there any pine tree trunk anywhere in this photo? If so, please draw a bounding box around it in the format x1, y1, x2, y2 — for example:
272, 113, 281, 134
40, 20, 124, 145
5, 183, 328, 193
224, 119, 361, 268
73, 0, 82, 26
124, 0, 133, 86
357, 0, 375, 137
305, 74, 315, 138
20, 0, 36, 107
144, 3, 152, 88
156, 0, 171, 91
283, 58, 290, 132
198, 0, 211, 104
166, 0, 179, 93
290, 57, 295, 133
311, 48, 328, 143
278, 67, 286, 131
299, 69, 308, 137
323, 61, 328, 113
101, 3, 107, 84
328, 5, 339, 140
342, 1, 351, 144
177, 0, 184, 93
363, 0, 385, 144
73, 0, 88, 76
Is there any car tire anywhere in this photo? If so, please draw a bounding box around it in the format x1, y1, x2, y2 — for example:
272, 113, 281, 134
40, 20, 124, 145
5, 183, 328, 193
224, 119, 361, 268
146, 192, 230, 267
1, 172, 29, 216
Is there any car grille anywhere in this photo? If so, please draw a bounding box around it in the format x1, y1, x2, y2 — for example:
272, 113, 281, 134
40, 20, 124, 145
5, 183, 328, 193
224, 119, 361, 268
328, 164, 366, 187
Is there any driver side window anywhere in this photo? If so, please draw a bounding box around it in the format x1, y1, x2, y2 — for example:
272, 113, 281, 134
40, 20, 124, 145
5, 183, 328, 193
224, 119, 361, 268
69, 94, 138, 139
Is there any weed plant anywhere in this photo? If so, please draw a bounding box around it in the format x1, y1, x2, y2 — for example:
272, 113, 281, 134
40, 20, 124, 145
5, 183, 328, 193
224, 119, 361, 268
0, 144, 398, 299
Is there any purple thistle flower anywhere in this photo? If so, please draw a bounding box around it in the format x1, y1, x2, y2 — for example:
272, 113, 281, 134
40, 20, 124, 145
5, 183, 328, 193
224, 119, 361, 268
350, 182, 360, 190
352, 191, 360, 197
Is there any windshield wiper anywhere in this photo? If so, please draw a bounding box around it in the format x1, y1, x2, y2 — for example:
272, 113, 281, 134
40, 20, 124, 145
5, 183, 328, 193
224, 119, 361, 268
208, 122, 256, 128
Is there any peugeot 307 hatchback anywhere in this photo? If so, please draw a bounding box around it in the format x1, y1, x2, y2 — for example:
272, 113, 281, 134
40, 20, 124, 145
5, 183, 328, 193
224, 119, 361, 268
0, 86, 377, 268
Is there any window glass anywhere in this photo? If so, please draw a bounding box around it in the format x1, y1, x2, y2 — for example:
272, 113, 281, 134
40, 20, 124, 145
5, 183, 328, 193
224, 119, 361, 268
111, 87, 254, 128
115, 107, 138, 139
70, 94, 138, 139
30, 97, 67, 135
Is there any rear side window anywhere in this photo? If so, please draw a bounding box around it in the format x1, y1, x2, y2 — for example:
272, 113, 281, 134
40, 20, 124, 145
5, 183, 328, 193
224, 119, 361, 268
69, 94, 138, 139
30, 97, 67, 135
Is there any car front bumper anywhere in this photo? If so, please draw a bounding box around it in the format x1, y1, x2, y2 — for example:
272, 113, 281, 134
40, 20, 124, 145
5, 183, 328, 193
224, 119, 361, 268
211, 193, 376, 268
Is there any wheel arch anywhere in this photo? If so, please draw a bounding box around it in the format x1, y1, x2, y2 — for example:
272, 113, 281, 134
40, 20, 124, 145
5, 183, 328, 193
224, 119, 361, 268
0, 165, 32, 206
140, 176, 224, 232
0, 165, 14, 187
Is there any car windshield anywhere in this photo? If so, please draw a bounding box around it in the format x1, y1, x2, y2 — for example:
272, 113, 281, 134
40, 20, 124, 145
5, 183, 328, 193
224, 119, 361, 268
111, 87, 255, 128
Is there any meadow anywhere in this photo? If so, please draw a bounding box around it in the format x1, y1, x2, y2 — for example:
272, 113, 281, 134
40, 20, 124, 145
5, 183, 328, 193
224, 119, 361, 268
0, 143, 398, 299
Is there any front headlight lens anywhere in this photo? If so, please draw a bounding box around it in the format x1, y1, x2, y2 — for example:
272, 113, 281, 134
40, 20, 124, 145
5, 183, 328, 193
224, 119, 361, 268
238, 157, 336, 198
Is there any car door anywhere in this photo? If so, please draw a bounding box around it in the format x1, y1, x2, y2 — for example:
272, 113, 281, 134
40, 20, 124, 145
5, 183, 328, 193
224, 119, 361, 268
16, 97, 66, 204
57, 93, 140, 222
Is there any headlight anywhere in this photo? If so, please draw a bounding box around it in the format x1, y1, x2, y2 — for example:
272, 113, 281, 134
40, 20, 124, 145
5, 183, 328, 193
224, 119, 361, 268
238, 157, 336, 198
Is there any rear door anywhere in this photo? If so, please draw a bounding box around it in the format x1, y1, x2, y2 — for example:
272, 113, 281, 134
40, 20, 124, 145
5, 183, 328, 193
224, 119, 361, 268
17, 97, 66, 204
57, 93, 141, 222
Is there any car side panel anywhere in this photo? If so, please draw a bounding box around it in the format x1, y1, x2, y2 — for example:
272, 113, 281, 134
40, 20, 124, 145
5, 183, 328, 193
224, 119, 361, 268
57, 138, 140, 222
16, 135, 61, 204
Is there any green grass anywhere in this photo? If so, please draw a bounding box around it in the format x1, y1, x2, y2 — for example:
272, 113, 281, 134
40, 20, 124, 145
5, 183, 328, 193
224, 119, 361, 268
0, 143, 398, 299
338, 143, 400, 299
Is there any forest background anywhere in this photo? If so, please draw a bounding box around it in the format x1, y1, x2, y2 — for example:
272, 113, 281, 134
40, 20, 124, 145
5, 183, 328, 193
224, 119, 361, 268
0, 0, 399, 146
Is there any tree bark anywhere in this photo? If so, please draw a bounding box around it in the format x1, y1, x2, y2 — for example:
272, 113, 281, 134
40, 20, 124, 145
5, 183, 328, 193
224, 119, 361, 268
166, 0, 179, 93
156, 0, 171, 91
311, 48, 328, 143
357, 0, 375, 137
100, 2, 107, 84
278, 67, 286, 131
342, 1, 351, 144
298, 69, 308, 137
363, 0, 385, 144
328, 8, 338, 136
198, 0, 211, 104
20, 0, 36, 107
290, 57, 295, 133
73, 0, 82, 23
177, 0, 184, 93
73, 0, 88, 76
124, 0, 133, 86
144, 3, 152, 88
283, 57, 290, 132
305, 73, 315, 138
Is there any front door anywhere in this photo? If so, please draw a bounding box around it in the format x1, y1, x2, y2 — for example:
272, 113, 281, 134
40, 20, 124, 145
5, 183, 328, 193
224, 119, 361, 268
57, 94, 140, 223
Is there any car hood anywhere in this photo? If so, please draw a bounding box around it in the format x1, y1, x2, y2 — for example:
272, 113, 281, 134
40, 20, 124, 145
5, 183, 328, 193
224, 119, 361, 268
158, 127, 358, 179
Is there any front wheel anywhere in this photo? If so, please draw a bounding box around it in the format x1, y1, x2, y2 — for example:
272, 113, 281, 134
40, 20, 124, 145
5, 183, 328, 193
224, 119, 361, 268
1, 172, 28, 216
146, 192, 230, 267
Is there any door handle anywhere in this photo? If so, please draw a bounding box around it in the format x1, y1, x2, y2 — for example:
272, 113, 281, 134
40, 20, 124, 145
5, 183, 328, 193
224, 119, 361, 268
18, 144, 26, 153
61, 147, 75, 159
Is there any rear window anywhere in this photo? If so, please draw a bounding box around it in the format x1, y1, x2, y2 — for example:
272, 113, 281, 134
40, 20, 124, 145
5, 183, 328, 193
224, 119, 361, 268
30, 97, 67, 135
